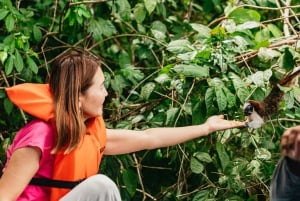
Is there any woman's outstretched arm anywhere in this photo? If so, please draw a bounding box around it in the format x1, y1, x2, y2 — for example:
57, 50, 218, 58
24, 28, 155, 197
104, 115, 245, 155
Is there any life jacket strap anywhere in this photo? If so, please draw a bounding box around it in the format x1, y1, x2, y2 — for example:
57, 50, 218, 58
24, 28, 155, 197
29, 177, 85, 189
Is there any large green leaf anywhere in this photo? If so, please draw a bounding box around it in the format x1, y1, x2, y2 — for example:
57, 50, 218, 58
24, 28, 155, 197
140, 82, 155, 100
122, 169, 138, 197
205, 87, 214, 111
215, 87, 227, 111
14, 50, 24, 72
5, 13, 14, 32
190, 157, 204, 174
26, 56, 38, 74
193, 152, 213, 163
267, 24, 283, 38
3, 98, 13, 115
4, 55, 13, 75
0, 9, 9, 20
167, 39, 194, 54
165, 107, 179, 126
133, 3, 146, 24
192, 190, 210, 201
190, 23, 211, 38
151, 21, 167, 40
173, 64, 209, 78
228, 8, 261, 24
144, 0, 157, 14
216, 141, 230, 171
278, 47, 295, 71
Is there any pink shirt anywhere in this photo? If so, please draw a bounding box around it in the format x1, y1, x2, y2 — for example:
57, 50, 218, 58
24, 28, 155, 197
4, 119, 55, 201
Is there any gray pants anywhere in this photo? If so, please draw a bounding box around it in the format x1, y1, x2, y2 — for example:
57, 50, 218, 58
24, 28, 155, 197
60, 174, 122, 201
270, 157, 300, 201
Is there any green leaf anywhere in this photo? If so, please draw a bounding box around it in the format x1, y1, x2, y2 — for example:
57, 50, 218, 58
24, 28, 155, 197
118, 50, 131, 69
236, 21, 260, 31
122, 169, 137, 196
0, 51, 8, 64
205, 87, 214, 111
228, 8, 261, 24
5, 13, 14, 32
111, 74, 128, 95
215, 87, 227, 111
267, 24, 283, 38
190, 23, 211, 38
216, 141, 230, 171
254, 148, 271, 160
247, 70, 271, 87
144, 0, 157, 14
140, 82, 155, 100
284, 90, 294, 109
190, 157, 204, 174
88, 18, 103, 41
4, 55, 14, 75
255, 28, 270, 43
192, 190, 210, 201
207, 77, 224, 87
151, 21, 167, 40
154, 73, 171, 84
167, 39, 194, 54
228, 73, 249, 102
14, 50, 24, 72
93, 18, 116, 37
165, 107, 179, 126
131, 115, 144, 124
193, 152, 213, 163
33, 25, 42, 42
77, 5, 91, 18
121, 67, 144, 85
0, 9, 9, 20
0, 89, 6, 99
279, 48, 295, 71
4, 98, 13, 115
134, 3, 146, 24
257, 47, 281, 61
173, 64, 209, 78
116, 0, 131, 20
237, 89, 249, 103
293, 87, 300, 101
26, 56, 38, 74
223, 87, 236, 108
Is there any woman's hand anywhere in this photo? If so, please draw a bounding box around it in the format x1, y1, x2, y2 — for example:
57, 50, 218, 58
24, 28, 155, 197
205, 115, 246, 133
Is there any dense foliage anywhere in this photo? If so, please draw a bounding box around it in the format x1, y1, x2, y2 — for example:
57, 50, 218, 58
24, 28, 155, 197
0, 0, 300, 200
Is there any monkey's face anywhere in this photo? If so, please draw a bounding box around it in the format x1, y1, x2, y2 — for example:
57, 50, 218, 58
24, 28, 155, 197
243, 102, 254, 116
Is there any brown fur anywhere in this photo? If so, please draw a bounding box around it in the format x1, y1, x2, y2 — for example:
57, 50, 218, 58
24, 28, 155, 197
245, 67, 300, 120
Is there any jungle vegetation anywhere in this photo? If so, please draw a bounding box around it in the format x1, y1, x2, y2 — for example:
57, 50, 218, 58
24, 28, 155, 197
1, 0, 300, 200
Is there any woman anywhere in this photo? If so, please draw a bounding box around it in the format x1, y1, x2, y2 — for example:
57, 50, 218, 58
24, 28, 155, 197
0, 51, 245, 201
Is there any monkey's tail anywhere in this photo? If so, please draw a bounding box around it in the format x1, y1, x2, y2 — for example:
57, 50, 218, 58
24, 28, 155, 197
279, 66, 300, 86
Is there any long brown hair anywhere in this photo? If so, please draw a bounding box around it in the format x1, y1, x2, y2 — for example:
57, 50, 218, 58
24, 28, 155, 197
49, 50, 101, 153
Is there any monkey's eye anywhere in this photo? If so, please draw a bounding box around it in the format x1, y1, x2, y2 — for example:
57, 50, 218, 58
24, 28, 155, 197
244, 104, 253, 116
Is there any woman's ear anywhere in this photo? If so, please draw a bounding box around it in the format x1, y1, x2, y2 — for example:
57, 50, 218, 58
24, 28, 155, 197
78, 94, 83, 109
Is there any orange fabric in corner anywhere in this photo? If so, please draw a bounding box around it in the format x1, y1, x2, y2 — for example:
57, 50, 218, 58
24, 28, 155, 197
5, 83, 54, 121
5, 83, 107, 200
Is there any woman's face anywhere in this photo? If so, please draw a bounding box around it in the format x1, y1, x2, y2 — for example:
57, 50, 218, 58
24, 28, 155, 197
79, 67, 108, 119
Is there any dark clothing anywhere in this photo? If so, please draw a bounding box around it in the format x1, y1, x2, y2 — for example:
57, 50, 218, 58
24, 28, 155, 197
270, 157, 300, 201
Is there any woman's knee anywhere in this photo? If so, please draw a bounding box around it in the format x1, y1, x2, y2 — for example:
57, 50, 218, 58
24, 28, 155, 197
87, 174, 118, 190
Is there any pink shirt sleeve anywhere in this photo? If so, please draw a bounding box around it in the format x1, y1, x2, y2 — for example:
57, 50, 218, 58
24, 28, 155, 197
3, 119, 55, 201
5, 119, 55, 178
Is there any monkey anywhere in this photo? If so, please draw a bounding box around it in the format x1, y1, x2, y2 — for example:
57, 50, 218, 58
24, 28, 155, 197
243, 66, 300, 128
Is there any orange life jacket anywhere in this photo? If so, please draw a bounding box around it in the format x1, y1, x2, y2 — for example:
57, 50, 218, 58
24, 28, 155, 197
6, 83, 107, 200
